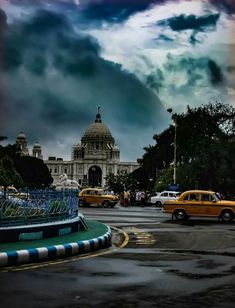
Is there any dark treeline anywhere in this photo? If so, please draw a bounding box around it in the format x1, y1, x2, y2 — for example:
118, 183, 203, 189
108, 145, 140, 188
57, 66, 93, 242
132, 102, 235, 195
0, 139, 53, 191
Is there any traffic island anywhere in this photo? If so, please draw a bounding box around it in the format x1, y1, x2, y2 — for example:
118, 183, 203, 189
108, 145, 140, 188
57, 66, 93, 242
0, 219, 112, 267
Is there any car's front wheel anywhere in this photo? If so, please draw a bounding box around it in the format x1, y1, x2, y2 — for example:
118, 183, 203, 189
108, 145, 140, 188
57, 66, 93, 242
103, 201, 110, 208
174, 209, 188, 221
79, 199, 89, 207
220, 210, 234, 222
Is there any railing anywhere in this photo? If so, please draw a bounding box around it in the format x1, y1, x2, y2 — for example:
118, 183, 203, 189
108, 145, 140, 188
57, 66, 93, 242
0, 189, 79, 227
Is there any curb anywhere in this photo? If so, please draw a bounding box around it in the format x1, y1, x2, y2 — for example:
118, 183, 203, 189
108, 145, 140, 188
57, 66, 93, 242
0, 227, 112, 267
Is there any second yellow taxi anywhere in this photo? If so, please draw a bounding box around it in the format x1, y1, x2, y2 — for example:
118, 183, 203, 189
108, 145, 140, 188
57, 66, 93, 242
79, 188, 119, 208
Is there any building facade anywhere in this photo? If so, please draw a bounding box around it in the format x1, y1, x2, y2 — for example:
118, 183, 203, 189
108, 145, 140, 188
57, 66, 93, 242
43, 110, 139, 187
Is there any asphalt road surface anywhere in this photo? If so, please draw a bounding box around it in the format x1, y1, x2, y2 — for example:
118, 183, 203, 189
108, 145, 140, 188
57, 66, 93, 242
1, 205, 235, 308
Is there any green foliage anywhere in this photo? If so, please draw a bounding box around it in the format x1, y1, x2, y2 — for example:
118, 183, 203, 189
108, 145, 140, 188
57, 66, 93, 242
155, 167, 174, 191
132, 102, 235, 194
105, 170, 136, 193
0, 139, 53, 189
14, 156, 53, 188
0, 156, 24, 193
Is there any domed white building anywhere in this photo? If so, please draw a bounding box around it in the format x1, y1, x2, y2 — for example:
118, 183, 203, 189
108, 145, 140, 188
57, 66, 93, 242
44, 110, 139, 187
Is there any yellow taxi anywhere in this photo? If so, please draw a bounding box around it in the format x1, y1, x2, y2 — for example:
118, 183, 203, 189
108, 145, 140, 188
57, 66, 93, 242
79, 188, 119, 208
163, 190, 235, 222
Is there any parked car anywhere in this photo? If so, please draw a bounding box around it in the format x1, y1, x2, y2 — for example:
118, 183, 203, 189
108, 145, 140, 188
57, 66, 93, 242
150, 191, 181, 207
79, 188, 119, 208
163, 190, 235, 221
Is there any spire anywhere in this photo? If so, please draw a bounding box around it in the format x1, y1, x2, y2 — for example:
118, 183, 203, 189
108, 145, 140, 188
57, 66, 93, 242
95, 106, 102, 123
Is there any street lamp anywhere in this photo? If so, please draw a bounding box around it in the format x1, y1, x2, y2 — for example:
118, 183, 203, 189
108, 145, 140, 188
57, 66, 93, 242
167, 108, 177, 185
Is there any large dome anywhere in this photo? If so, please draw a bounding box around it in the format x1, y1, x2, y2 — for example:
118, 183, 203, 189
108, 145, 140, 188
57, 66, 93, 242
81, 111, 114, 143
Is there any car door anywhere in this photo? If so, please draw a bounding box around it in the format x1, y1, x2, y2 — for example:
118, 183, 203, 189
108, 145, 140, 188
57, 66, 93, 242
160, 192, 169, 203
182, 193, 201, 216
200, 193, 219, 216
83, 190, 92, 203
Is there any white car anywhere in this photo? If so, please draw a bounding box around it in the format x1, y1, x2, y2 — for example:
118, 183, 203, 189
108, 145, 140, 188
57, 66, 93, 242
150, 191, 181, 207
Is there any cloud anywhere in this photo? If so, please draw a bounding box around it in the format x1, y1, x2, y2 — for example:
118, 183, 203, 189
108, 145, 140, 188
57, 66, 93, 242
1, 8, 166, 160
0, 8, 7, 26
79, 0, 175, 24
209, 0, 235, 15
142, 53, 229, 115
208, 59, 224, 85
154, 34, 174, 42
158, 13, 220, 32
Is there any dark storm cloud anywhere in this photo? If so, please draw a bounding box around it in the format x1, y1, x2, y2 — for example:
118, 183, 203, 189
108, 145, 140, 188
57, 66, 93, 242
0, 8, 7, 26
158, 13, 220, 31
2, 9, 165, 146
209, 0, 235, 15
80, 0, 175, 24
2, 10, 72, 72
6, 0, 178, 25
22, 9, 71, 35
146, 55, 225, 96
155, 34, 174, 42
227, 66, 235, 73
176, 57, 224, 87
146, 69, 165, 93
208, 59, 224, 85
38, 91, 89, 125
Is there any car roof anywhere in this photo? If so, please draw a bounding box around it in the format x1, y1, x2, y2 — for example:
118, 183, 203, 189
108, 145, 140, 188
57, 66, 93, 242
82, 187, 103, 191
183, 190, 215, 194
161, 191, 180, 193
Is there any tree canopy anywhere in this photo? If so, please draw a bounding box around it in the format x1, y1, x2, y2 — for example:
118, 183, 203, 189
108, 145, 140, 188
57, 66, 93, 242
0, 138, 53, 189
132, 102, 235, 195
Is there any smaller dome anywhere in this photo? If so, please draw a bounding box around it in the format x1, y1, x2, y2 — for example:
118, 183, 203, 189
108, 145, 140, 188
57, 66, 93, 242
33, 142, 41, 149
17, 131, 26, 139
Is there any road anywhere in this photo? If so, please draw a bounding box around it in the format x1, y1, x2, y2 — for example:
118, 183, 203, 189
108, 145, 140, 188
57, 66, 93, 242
1, 205, 235, 307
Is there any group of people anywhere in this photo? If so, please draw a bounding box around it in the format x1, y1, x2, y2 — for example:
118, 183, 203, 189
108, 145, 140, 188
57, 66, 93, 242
119, 190, 153, 207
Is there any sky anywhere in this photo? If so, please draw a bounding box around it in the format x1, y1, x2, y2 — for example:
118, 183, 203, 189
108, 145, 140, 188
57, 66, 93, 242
0, 0, 235, 161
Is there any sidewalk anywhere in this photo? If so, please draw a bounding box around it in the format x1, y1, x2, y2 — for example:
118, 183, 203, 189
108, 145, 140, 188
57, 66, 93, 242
0, 219, 112, 267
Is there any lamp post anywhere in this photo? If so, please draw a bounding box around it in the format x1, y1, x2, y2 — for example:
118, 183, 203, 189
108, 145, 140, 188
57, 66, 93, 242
167, 108, 177, 185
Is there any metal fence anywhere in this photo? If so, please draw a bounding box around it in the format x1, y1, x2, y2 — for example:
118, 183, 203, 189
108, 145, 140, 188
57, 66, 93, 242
0, 189, 79, 227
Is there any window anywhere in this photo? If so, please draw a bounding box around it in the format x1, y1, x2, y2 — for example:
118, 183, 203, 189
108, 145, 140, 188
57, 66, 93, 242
201, 194, 210, 201
188, 194, 200, 201
161, 193, 168, 197
54, 168, 57, 173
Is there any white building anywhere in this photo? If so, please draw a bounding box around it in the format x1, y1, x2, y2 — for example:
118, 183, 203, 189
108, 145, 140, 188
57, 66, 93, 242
44, 110, 139, 187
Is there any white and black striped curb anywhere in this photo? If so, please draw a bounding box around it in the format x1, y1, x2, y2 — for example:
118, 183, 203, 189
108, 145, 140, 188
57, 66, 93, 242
0, 227, 112, 267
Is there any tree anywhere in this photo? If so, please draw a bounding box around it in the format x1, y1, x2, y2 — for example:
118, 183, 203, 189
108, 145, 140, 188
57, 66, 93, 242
105, 171, 136, 193
0, 156, 23, 198
132, 102, 235, 194
14, 156, 53, 188
155, 167, 174, 192
0, 138, 53, 189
